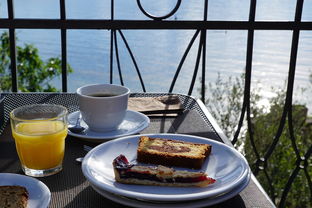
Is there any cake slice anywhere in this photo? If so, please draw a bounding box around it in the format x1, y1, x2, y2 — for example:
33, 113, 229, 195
137, 136, 211, 169
113, 154, 215, 187
0, 186, 29, 208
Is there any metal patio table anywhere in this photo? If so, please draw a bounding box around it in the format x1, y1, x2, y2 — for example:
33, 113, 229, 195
0, 92, 275, 208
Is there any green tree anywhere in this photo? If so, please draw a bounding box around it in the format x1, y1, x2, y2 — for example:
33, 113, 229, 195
205, 74, 312, 207
204, 73, 263, 147
244, 93, 312, 207
0, 32, 72, 92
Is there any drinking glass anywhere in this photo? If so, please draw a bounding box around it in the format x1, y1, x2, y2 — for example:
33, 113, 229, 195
10, 104, 68, 177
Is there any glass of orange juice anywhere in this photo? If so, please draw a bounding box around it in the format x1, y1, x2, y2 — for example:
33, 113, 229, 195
10, 104, 68, 177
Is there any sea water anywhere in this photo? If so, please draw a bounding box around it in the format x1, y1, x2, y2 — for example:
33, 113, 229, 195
0, 0, 311, 114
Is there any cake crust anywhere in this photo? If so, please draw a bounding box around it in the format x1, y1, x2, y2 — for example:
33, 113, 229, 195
137, 136, 211, 169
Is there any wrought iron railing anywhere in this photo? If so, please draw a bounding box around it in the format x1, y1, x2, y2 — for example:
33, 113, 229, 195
1, 0, 312, 207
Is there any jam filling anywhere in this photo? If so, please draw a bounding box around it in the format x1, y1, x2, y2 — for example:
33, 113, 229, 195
113, 155, 215, 184
113, 154, 133, 169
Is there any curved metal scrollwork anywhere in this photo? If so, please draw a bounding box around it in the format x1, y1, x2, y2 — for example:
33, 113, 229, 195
136, 0, 182, 20
110, 29, 146, 92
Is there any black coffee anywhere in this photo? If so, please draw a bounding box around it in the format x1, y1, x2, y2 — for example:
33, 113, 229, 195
88, 93, 118, 97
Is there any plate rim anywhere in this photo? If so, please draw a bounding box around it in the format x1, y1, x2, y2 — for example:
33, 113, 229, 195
68, 110, 150, 140
0, 173, 51, 208
82, 133, 250, 202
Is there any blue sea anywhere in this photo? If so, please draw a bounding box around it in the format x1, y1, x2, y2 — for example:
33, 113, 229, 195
0, 0, 312, 114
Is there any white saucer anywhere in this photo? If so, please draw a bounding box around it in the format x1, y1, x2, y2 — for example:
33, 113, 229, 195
0, 173, 51, 208
90, 172, 251, 208
68, 110, 150, 142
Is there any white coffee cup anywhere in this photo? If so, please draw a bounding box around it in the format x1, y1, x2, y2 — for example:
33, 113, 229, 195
76, 84, 130, 132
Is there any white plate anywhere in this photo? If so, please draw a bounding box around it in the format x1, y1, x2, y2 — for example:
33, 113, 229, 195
82, 133, 250, 202
0, 173, 51, 208
90, 172, 251, 208
68, 110, 150, 142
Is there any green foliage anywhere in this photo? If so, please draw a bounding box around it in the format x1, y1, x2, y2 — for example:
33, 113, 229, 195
205, 74, 312, 207
205, 73, 244, 140
245, 101, 312, 207
205, 73, 263, 146
0, 32, 73, 92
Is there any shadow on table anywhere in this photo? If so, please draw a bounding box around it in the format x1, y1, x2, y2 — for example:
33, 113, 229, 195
64, 186, 128, 208
165, 110, 223, 142
0, 142, 20, 172
210, 195, 246, 208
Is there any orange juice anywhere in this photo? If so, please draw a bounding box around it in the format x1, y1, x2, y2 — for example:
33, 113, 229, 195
12, 121, 67, 170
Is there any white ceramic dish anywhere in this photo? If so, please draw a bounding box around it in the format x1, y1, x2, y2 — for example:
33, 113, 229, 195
0, 173, 51, 208
82, 133, 250, 202
68, 110, 150, 141
90, 172, 251, 208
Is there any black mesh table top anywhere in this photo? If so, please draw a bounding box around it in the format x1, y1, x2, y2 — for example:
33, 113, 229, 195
0, 93, 275, 208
